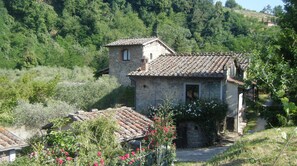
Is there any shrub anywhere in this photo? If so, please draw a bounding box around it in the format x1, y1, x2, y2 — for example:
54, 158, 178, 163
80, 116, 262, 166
0, 73, 59, 124
0, 66, 95, 83
149, 99, 228, 145
54, 76, 134, 110
175, 99, 228, 144
13, 100, 79, 128
146, 102, 176, 165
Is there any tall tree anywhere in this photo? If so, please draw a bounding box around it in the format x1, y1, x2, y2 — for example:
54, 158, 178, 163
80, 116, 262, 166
249, 0, 297, 101
225, 0, 238, 9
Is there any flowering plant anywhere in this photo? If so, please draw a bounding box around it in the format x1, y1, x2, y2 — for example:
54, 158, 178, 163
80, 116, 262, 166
146, 102, 176, 165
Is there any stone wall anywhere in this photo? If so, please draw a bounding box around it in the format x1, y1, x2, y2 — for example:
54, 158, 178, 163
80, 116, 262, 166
132, 77, 223, 113
109, 45, 143, 86
143, 41, 172, 62
108, 41, 173, 86
225, 82, 239, 132
176, 122, 207, 148
186, 122, 207, 148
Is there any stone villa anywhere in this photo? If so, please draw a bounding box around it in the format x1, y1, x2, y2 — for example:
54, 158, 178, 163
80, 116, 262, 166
106, 37, 248, 136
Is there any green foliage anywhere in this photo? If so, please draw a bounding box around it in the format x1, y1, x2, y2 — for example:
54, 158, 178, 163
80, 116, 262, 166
54, 76, 125, 110
175, 99, 228, 144
72, 115, 123, 165
0, 67, 135, 127
0, 72, 59, 124
149, 99, 227, 145
277, 97, 297, 126
225, 0, 239, 9
209, 127, 297, 165
0, 0, 276, 70
146, 102, 176, 165
248, 0, 297, 127
13, 100, 79, 128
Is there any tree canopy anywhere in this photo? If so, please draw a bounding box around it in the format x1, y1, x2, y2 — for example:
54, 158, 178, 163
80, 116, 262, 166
0, 0, 277, 71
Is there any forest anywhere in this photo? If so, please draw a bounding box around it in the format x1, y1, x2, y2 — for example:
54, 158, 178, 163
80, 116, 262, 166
0, 0, 280, 71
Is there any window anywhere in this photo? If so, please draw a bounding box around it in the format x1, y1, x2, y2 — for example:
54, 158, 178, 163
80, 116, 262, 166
185, 84, 199, 102
150, 53, 153, 60
122, 49, 130, 61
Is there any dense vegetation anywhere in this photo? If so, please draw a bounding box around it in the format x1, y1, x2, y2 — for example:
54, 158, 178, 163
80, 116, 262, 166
248, 0, 297, 127
0, 67, 134, 127
6, 108, 176, 166
0, 0, 278, 71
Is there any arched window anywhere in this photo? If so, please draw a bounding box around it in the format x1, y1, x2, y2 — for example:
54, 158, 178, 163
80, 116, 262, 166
122, 49, 130, 61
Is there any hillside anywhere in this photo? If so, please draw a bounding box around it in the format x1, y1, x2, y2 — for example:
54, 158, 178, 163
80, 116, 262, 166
0, 0, 279, 71
208, 127, 297, 165
234, 9, 276, 23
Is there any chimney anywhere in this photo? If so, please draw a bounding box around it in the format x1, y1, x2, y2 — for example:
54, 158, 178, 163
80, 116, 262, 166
141, 56, 149, 71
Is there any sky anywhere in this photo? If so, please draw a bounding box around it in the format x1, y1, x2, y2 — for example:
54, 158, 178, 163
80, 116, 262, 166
215, 0, 284, 12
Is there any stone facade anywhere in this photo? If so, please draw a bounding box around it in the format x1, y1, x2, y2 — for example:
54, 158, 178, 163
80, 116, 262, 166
176, 122, 207, 148
108, 40, 173, 86
131, 76, 223, 113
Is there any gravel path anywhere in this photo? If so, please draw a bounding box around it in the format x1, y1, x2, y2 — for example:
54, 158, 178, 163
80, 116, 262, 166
176, 146, 229, 162
176, 133, 240, 162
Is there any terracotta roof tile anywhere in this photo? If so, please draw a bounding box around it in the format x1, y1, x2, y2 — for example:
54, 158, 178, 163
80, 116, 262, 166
106, 37, 158, 46
0, 128, 27, 152
234, 54, 249, 70
68, 107, 153, 142
129, 53, 245, 78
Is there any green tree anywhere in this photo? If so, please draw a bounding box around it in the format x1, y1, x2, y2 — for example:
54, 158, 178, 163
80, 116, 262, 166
273, 5, 283, 17
225, 0, 238, 9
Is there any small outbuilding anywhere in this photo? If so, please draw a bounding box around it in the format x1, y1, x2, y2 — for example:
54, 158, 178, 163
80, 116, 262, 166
0, 127, 27, 162
43, 107, 153, 143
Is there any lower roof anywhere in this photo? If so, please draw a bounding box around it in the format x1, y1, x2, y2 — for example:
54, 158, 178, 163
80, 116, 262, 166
68, 107, 153, 142
129, 53, 239, 78
0, 128, 27, 152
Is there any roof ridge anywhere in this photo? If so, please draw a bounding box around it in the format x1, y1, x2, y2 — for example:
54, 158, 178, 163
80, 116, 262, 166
162, 52, 245, 57
117, 36, 158, 40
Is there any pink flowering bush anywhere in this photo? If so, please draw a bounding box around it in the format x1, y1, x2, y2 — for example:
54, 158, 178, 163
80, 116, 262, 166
146, 102, 177, 165
12, 106, 176, 165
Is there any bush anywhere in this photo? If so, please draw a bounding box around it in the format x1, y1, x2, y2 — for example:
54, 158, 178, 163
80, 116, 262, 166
146, 102, 176, 165
0, 66, 95, 83
175, 99, 228, 144
13, 100, 80, 128
149, 99, 228, 145
0, 73, 59, 124
54, 76, 134, 110
17, 114, 161, 165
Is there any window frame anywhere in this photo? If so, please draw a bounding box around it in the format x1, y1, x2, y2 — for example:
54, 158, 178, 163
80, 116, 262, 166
122, 49, 130, 61
184, 83, 201, 103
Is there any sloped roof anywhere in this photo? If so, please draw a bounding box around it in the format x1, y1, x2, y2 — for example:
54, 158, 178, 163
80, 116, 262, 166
234, 54, 249, 70
0, 128, 27, 152
105, 37, 175, 54
129, 53, 242, 78
106, 37, 158, 46
68, 107, 153, 142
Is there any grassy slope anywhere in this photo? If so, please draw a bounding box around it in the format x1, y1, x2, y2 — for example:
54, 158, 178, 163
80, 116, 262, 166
208, 127, 297, 166
234, 9, 275, 21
